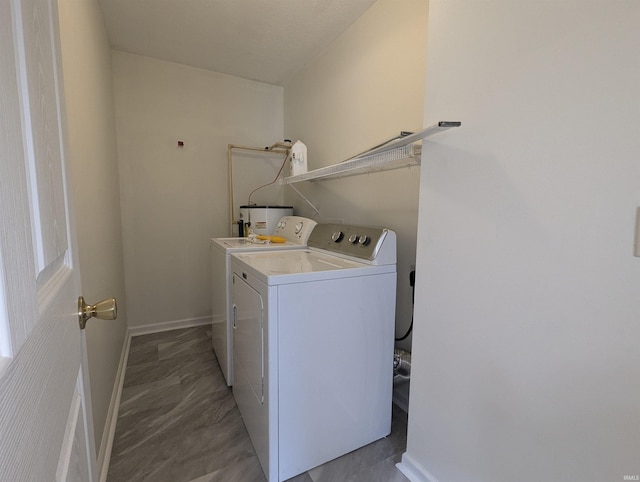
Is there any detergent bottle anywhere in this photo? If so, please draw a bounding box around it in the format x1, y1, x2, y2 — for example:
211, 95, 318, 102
289, 140, 307, 176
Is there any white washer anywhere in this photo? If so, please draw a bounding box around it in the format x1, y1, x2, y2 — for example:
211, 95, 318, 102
210, 216, 317, 386
230, 224, 396, 481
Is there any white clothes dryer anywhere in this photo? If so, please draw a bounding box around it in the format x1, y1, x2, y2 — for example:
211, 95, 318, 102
230, 223, 397, 481
210, 216, 317, 386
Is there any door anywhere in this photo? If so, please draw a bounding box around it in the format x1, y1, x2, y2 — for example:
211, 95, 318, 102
231, 271, 270, 477
0, 0, 96, 480
231, 273, 264, 406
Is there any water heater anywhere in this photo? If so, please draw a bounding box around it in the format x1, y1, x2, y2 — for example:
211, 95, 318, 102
239, 206, 294, 235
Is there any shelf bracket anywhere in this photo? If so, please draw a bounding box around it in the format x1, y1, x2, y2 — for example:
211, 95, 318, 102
286, 183, 320, 216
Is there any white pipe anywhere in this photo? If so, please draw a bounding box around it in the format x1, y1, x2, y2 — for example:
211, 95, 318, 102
228, 144, 234, 236
227, 143, 292, 236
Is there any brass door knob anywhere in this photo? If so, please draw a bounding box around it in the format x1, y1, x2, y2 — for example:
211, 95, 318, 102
78, 296, 117, 330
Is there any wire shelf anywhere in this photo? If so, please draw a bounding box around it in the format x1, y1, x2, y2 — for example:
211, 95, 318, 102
282, 144, 421, 183
281, 121, 460, 184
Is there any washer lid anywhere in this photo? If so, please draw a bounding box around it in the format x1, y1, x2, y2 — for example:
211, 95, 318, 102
231, 249, 395, 286
210, 237, 303, 252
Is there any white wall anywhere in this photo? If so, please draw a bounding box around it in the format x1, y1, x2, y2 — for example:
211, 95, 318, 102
112, 52, 284, 327
283, 0, 429, 350
401, 2, 640, 481
57, 0, 128, 455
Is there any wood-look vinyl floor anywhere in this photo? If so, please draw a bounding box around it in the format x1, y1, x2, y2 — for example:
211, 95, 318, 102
107, 326, 409, 482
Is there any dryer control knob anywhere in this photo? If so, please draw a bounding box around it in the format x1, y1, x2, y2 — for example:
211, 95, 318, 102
331, 231, 344, 242
358, 235, 370, 246
348, 234, 359, 244
295, 222, 303, 234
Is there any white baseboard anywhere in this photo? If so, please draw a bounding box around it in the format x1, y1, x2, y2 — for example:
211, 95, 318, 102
396, 452, 440, 482
96, 330, 132, 482
128, 316, 211, 337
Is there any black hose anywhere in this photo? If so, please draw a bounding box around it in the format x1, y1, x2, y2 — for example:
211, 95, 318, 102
395, 270, 415, 341
395, 315, 413, 341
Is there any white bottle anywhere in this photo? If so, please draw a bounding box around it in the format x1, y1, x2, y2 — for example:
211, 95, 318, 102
289, 140, 308, 176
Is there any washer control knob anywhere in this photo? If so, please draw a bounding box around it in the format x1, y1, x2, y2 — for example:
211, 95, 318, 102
295, 222, 303, 234
358, 235, 370, 246
331, 231, 344, 242
348, 234, 359, 244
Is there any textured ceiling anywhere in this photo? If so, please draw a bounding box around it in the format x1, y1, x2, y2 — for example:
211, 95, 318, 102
98, 0, 378, 86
